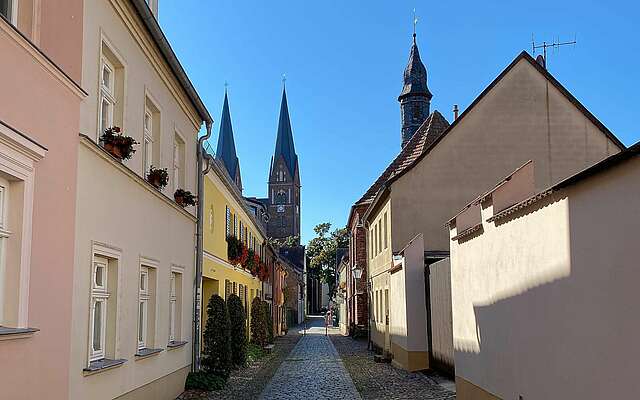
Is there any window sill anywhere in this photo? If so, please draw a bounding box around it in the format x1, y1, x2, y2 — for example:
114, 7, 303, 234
83, 358, 126, 376
0, 326, 39, 341
167, 340, 188, 350
135, 347, 163, 360
79, 135, 196, 222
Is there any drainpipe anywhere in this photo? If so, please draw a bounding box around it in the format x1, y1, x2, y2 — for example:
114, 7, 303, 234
193, 122, 214, 372
364, 220, 372, 351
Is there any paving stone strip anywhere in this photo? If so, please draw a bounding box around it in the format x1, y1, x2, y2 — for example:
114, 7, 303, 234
331, 334, 456, 400
258, 318, 361, 400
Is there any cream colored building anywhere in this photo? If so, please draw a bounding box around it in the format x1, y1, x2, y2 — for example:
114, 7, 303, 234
70, 1, 211, 399
363, 51, 624, 371
448, 144, 640, 399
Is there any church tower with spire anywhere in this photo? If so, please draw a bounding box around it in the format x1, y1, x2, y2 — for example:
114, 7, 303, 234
266, 86, 300, 242
215, 91, 242, 190
398, 32, 432, 147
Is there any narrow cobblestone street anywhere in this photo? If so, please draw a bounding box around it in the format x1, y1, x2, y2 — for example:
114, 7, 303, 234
259, 317, 361, 400
180, 316, 456, 400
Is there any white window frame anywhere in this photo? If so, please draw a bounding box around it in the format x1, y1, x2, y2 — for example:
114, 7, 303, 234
225, 206, 230, 237
89, 258, 109, 361
169, 271, 177, 343
98, 58, 116, 140
1, 0, 18, 25
138, 266, 150, 350
173, 135, 181, 191
0, 122, 46, 330
143, 108, 153, 175
0, 178, 9, 325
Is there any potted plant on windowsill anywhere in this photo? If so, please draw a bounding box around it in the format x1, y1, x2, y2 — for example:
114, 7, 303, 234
146, 166, 169, 189
100, 127, 138, 161
174, 189, 196, 208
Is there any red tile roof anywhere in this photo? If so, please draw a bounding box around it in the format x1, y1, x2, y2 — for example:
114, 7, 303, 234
356, 111, 450, 205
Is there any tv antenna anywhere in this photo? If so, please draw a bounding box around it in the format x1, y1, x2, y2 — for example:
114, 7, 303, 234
531, 34, 577, 67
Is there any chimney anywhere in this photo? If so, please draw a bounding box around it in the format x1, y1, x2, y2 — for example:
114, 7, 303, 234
453, 104, 459, 120
536, 54, 546, 69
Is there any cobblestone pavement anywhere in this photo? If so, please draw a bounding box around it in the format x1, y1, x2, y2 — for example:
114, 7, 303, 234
330, 334, 456, 400
258, 316, 361, 400
177, 327, 302, 400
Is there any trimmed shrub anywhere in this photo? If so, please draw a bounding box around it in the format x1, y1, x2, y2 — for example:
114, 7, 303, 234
201, 295, 231, 378
264, 301, 274, 344
185, 371, 226, 391
227, 294, 247, 368
250, 297, 267, 347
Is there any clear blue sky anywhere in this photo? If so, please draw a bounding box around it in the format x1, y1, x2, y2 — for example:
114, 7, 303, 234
160, 0, 639, 244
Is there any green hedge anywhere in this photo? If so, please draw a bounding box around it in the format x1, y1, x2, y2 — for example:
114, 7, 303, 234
201, 294, 231, 378
227, 294, 247, 368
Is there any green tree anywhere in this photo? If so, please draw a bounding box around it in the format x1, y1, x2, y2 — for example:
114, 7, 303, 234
202, 295, 231, 378
306, 223, 349, 298
268, 235, 300, 249
264, 301, 274, 343
250, 297, 267, 346
227, 294, 247, 368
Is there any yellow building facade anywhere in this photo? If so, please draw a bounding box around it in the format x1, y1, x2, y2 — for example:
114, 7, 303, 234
202, 160, 267, 337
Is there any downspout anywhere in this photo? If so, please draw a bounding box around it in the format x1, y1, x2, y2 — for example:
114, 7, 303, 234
193, 122, 214, 372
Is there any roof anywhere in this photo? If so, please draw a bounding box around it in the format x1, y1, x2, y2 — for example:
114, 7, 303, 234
271, 87, 298, 176
463, 141, 640, 225
356, 110, 450, 205
130, 0, 211, 124
385, 51, 625, 189
399, 35, 432, 100
215, 92, 241, 186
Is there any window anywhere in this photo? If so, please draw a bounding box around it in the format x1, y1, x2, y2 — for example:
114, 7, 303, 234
143, 96, 161, 176
0, 123, 45, 331
173, 133, 185, 191
98, 58, 116, 139
383, 213, 388, 249
225, 206, 230, 237
138, 267, 149, 350
276, 190, 286, 205
137, 264, 156, 351
233, 214, 237, 237
233, 282, 237, 295
143, 109, 153, 174
90, 257, 110, 361
374, 224, 378, 255
0, 0, 17, 24
225, 280, 231, 300
169, 269, 183, 343
378, 221, 382, 254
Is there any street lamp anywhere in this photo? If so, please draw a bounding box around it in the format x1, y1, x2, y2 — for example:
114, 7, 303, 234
352, 266, 363, 280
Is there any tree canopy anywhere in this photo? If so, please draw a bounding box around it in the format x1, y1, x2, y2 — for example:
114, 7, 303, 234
306, 222, 348, 298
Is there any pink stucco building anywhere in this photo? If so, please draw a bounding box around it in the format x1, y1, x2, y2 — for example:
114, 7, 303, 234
0, 2, 85, 399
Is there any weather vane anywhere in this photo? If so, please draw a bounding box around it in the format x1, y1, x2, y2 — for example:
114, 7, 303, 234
224, 80, 229, 92
282, 73, 286, 87
413, 8, 418, 37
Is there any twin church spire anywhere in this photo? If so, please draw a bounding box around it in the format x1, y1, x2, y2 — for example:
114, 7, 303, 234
214, 87, 298, 191
214, 85, 301, 241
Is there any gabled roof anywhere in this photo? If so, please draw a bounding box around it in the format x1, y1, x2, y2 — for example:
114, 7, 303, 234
384, 51, 626, 189
355, 110, 450, 206
215, 92, 241, 188
483, 140, 639, 224
399, 35, 432, 100
271, 87, 298, 176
